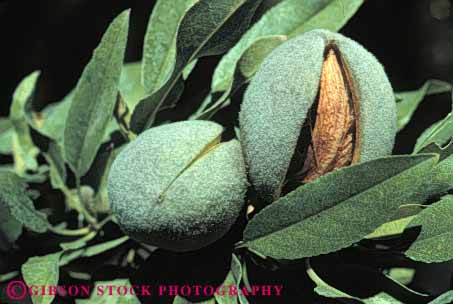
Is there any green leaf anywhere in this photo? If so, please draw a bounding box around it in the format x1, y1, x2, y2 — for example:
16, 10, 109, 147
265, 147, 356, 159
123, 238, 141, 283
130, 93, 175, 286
64, 10, 130, 177
142, 0, 198, 95
10, 70, 72, 142
0, 171, 49, 233
60, 236, 129, 266
0, 203, 23, 250
75, 279, 140, 304
363, 293, 403, 304
310, 261, 410, 304
387, 268, 415, 286
37, 92, 73, 141
316, 287, 404, 304
182, 59, 198, 80
82, 235, 129, 257
413, 141, 453, 201
420, 139, 453, 160
405, 195, 453, 263
26, 62, 143, 145
0, 165, 14, 172
131, 0, 263, 133
365, 204, 423, 239
243, 155, 438, 259
0, 118, 14, 155
22, 252, 62, 304
215, 254, 244, 304
414, 90, 453, 153
92, 147, 122, 213
120, 59, 195, 126
212, 0, 364, 93
43, 141, 67, 190
120, 62, 147, 111
366, 215, 416, 239
9, 72, 41, 174
315, 286, 362, 303
193, 35, 287, 119
0, 271, 19, 283
396, 80, 451, 131
429, 291, 453, 304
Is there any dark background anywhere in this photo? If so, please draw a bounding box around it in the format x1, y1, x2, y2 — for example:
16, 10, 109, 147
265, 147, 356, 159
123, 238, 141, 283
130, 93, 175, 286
0, 1, 453, 302
0, 0, 452, 153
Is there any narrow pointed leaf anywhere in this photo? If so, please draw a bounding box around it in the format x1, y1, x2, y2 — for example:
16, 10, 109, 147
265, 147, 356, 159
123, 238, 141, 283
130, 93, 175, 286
64, 10, 130, 177
396, 80, 451, 131
243, 155, 437, 259
142, 0, 198, 95
215, 254, 243, 304
59, 236, 129, 266
120, 62, 147, 111
9, 72, 41, 174
429, 291, 453, 304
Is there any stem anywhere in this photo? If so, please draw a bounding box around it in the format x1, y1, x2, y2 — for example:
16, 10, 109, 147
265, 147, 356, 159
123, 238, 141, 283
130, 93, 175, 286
305, 258, 353, 298
93, 215, 113, 230
305, 258, 330, 288
49, 226, 91, 236
50, 215, 112, 237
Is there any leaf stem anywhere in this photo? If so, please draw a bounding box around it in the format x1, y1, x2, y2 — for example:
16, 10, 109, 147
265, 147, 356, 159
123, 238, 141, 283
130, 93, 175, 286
49, 226, 91, 236
50, 215, 113, 237
305, 258, 352, 298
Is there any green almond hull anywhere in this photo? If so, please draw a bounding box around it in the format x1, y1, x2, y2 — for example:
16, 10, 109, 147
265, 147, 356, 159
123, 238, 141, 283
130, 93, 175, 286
108, 120, 248, 252
240, 30, 396, 204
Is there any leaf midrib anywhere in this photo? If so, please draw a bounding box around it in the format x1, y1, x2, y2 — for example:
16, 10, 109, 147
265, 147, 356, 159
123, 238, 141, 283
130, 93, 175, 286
73, 23, 124, 174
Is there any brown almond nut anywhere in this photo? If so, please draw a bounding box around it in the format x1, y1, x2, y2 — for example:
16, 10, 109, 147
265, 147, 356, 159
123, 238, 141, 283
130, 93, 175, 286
302, 48, 358, 182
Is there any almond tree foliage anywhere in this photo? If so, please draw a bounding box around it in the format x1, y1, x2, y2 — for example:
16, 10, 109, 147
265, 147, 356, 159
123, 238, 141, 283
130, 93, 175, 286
1, 1, 453, 303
